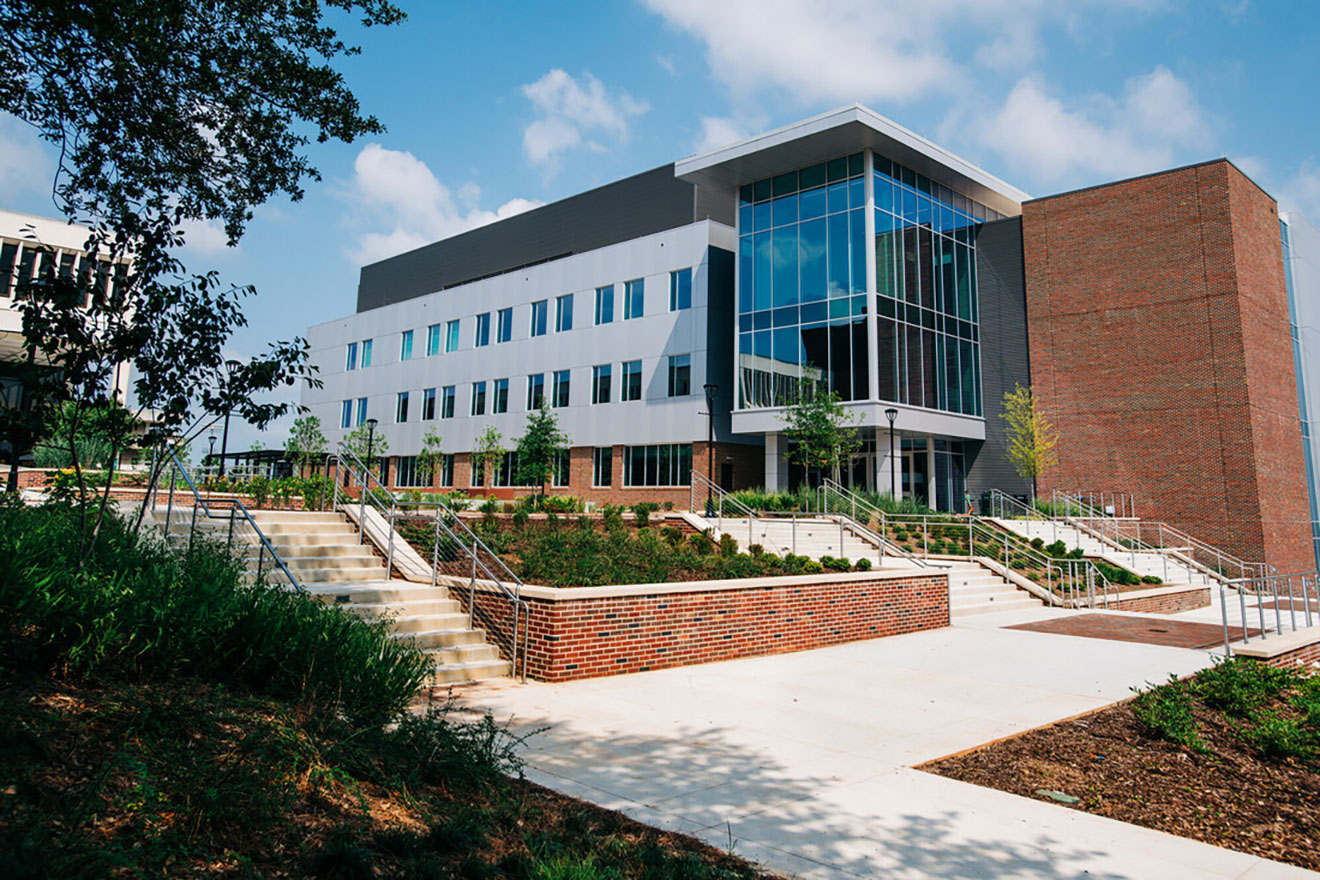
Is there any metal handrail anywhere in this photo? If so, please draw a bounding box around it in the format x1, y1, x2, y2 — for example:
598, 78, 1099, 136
152, 446, 303, 592
1070, 515, 1267, 582
1219, 570, 1320, 656
689, 472, 759, 548
817, 479, 928, 567
1050, 489, 1136, 519
986, 489, 1043, 521
333, 442, 530, 681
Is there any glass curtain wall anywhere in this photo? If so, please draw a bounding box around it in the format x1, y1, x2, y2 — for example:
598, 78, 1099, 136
874, 157, 990, 416
737, 153, 869, 408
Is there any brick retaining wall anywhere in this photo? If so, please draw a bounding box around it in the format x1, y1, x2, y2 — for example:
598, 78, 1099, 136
1109, 586, 1212, 614
462, 571, 949, 683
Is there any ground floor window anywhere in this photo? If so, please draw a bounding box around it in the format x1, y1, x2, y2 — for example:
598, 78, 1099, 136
622, 443, 691, 487
493, 450, 535, 488
593, 447, 612, 487
552, 450, 570, 487
439, 453, 454, 488
394, 455, 425, 488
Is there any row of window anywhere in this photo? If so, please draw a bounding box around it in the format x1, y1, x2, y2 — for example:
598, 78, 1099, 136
343, 269, 694, 372
383, 443, 691, 489
0, 239, 126, 304
338, 355, 694, 428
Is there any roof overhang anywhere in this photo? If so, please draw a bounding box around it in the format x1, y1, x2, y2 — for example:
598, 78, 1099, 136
675, 104, 1030, 218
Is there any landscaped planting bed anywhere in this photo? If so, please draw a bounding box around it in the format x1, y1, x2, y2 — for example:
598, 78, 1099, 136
922, 659, 1320, 871
398, 506, 875, 588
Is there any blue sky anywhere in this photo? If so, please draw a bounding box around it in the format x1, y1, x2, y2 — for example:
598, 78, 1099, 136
3, 0, 1319, 451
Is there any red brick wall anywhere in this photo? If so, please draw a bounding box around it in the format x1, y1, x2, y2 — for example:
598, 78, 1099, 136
378, 442, 762, 508
1023, 160, 1312, 573
1110, 586, 1211, 614
1243, 640, 1320, 669
463, 573, 949, 682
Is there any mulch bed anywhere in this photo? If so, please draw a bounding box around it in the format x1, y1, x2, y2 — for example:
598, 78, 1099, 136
921, 694, 1320, 871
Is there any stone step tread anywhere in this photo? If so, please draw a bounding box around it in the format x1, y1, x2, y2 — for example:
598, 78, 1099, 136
427, 660, 510, 684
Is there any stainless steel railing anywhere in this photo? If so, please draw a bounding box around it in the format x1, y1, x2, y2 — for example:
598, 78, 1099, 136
818, 478, 928, 567
1219, 571, 1320, 657
151, 446, 303, 592
332, 442, 530, 681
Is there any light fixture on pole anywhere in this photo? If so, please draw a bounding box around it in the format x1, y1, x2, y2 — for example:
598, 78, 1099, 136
703, 383, 719, 512
208, 432, 217, 470
365, 418, 378, 474
218, 359, 241, 477
884, 407, 899, 499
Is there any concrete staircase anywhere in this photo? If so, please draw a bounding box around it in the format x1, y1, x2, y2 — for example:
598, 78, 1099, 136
687, 513, 1046, 618
993, 518, 1208, 585
158, 507, 508, 684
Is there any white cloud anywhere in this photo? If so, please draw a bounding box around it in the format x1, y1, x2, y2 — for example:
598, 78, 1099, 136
0, 113, 53, 200
974, 66, 1211, 187
642, 0, 1164, 106
693, 116, 754, 154
520, 69, 649, 170
1280, 161, 1320, 221
344, 143, 541, 265
178, 217, 233, 256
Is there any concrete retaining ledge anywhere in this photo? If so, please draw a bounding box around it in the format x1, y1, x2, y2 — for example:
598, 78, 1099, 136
1106, 584, 1211, 613
1233, 628, 1320, 667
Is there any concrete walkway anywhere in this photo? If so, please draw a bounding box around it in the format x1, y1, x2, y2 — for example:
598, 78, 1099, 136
457, 607, 1318, 879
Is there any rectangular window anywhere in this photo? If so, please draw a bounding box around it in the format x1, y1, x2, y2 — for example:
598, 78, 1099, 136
591, 364, 611, 404
445, 319, 460, 353
669, 268, 692, 311
527, 373, 544, 410
552, 450, 570, 487
426, 323, 441, 356
493, 450, 533, 488
594, 285, 614, 324
471, 380, 487, 416
346, 342, 358, 371
530, 300, 548, 337
422, 387, 437, 420
555, 293, 573, 332
667, 353, 691, 397
341, 400, 352, 429
355, 397, 368, 426
553, 369, 570, 408
400, 329, 414, 361
441, 385, 456, 419
475, 312, 491, 347
493, 378, 509, 413
497, 307, 512, 343
439, 453, 454, 488
624, 279, 644, 319
361, 339, 373, 367
622, 443, 692, 487
622, 359, 643, 401
395, 391, 410, 423
395, 456, 424, 488
593, 447, 612, 487
470, 451, 485, 487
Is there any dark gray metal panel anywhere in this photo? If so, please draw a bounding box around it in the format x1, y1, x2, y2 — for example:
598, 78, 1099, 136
965, 217, 1033, 498
356, 164, 732, 313
704, 246, 738, 443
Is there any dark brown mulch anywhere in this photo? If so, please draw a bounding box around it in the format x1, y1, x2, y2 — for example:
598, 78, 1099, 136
920, 695, 1320, 871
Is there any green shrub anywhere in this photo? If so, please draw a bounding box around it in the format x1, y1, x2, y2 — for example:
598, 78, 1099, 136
1030, 537, 1045, 550
1046, 540, 1068, 557
1141, 575, 1162, 584
660, 526, 684, 548
853, 557, 872, 571
248, 475, 271, 507
542, 495, 583, 514
0, 503, 431, 728
631, 502, 657, 529
803, 560, 824, 574
1244, 711, 1318, 763
748, 543, 764, 557
601, 504, 625, 531
1132, 676, 1205, 751
686, 532, 714, 556
1067, 547, 1085, 560
512, 508, 529, 529
894, 529, 909, 542
1195, 657, 1294, 718
718, 533, 738, 558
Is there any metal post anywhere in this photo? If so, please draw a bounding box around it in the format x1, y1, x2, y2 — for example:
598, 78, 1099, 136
1239, 586, 1250, 643
432, 505, 441, 589
792, 516, 797, 556
468, 535, 477, 628
227, 504, 235, 548
256, 541, 265, 582
165, 466, 176, 541
1220, 586, 1231, 657
1274, 578, 1284, 635
1258, 579, 1269, 636
1304, 576, 1314, 627
1287, 576, 1298, 631
386, 505, 395, 579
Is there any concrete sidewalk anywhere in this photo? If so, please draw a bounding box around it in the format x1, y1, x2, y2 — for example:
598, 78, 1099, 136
457, 610, 1317, 879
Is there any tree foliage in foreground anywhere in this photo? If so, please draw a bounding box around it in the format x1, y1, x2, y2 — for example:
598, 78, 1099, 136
781, 384, 862, 485
515, 405, 569, 500
0, 0, 404, 555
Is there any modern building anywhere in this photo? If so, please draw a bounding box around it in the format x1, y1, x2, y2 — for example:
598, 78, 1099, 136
303, 104, 1318, 573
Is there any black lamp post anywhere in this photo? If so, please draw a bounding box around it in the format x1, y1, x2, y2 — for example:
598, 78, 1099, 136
365, 418, 378, 475
884, 407, 899, 499
208, 433, 216, 470
703, 383, 718, 510
218, 359, 241, 477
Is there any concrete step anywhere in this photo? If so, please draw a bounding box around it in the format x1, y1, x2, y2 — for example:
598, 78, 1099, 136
952, 596, 1044, 617
252, 521, 355, 536
390, 628, 487, 649
311, 584, 453, 604
427, 658, 511, 685
344, 598, 463, 617
417, 643, 501, 666
249, 511, 348, 525
278, 553, 382, 571
359, 612, 472, 633
263, 531, 370, 548
264, 565, 389, 584
267, 543, 378, 560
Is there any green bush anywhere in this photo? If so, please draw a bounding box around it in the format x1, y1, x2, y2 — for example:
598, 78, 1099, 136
853, 557, 872, 571
1195, 657, 1294, 718
248, 475, 271, 507
819, 555, 852, 572
686, 532, 714, 556
718, 533, 738, 558
631, 502, 657, 529
542, 495, 584, 514
1030, 537, 1045, 550
660, 525, 684, 548
1132, 676, 1205, 751
802, 560, 824, 574
1244, 710, 1318, 763
894, 529, 909, 542
0, 503, 431, 728
1046, 540, 1068, 557
1140, 575, 1163, 584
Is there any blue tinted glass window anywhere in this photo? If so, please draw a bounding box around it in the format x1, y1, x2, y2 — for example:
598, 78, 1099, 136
400, 329, 413, 361
849, 177, 865, 210
475, 312, 490, 347
361, 339, 372, 367
556, 294, 573, 332
827, 211, 849, 297
828, 181, 849, 214
753, 232, 772, 311
799, 217, 827, 302
497, 307, 512, 342
754, 201, 771, 232
356, 398, 367, 426
738, 238, 753, 313
874, 177, 893, 213
446, 319, 460, 352
624, 279, 644, 319
670, 268, 692, 310
772, 225, 798, 308
799, 163, 827, 190
772, 194, 797, 227
341, 400, 352, 428
345, 342, 357, 371
595, 285, 614, 324
799, 186, 826, 221
739, 203, 753, 231
850, 209, 866, 295
530, 300, 548, 336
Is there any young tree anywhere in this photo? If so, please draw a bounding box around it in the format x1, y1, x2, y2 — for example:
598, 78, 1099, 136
343, 424, 388, 472
781, 386, 862, 485
1000, 382, 1059, 497
286, 415, 327, 476
471, 426, 504, 490
0, 0, 404, 554
416, 428, 444, 487
515, 404, 569, 503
